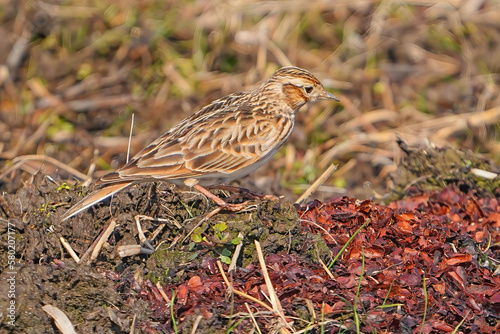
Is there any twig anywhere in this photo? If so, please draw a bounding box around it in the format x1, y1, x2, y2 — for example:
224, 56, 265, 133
245, 303, 263, 334
254, 240, 292, 331
190, 315, 203, 334
316, 249, 334, 280
135, 215, 148, 244
130, 314, 137, 334
6, 29, 30, 74
255, 240, 282, 312
59, 237, 80, 263
127, 113, 135, 163
300, 219, 338, 245
42, 304, 77, 334
10, 155, 90, 181
117, 215, 176, 258
228, 232, 244, 272
36, 95, 134, 112
79, 227, 105, 263
182, 206, 222, 244
156, 281, 171, 303
216, 260, 274, 312
90, 220, 117, 261
296, 164, 337, 204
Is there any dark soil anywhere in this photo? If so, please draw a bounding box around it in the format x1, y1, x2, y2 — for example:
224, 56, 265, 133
0, 142, 499, 333
1, 1, 500, 333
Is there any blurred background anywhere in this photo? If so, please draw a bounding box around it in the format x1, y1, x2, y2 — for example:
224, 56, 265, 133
1, 0, 499, 202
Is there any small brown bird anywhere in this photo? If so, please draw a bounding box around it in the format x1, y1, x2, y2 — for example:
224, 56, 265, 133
62, 67, 339, 220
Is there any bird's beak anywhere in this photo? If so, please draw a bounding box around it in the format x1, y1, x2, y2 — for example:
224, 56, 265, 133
320, 90, 340, 102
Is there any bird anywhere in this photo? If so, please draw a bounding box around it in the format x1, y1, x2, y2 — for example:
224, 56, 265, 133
62, 66, 340, 221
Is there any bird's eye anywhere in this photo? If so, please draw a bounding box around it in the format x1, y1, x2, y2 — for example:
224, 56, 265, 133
304, 86, 313, 94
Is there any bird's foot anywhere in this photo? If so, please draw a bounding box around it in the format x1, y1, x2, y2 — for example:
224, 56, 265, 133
194, 184, 252, 211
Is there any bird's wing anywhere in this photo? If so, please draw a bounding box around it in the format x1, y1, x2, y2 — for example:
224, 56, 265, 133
98, 105, 294, 185
62, 182, 133, 221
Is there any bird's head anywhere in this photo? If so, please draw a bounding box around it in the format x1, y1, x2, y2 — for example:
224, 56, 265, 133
264, 66, 339, 110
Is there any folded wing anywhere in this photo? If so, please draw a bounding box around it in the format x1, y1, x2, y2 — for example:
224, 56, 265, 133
98, 105, 293, 185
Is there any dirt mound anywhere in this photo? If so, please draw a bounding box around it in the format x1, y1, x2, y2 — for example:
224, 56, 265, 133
0, 146, 498, 332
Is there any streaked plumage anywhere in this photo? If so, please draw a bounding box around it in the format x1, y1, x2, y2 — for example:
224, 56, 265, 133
62, 67, 339, 220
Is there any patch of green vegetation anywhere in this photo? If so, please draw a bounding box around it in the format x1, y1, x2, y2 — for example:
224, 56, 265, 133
57, 182, 71, 192
218, 52, 238, 73
415, 90, 432, 114
77, 63, 93, 80
190, 222, 242, 264
333, 177, 347, 188
426, 25, 462, 53
35, 202, 57, 218
95, 156, 112, 171
152, 248, 200, 270
47, 116, 75, 138
309, 127, 331, 145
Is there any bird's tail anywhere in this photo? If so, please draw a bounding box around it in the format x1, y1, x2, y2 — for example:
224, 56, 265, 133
62, 182, 134, 221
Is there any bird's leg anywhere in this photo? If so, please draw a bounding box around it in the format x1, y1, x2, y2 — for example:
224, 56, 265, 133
193, 184, 250, 211
209, 184, 280, 200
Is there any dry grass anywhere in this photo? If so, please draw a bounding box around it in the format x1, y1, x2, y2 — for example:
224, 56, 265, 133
1, 0, 499, 201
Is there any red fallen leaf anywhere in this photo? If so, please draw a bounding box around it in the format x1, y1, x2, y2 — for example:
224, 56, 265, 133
259, 284, 269, 296
455, 266, 468, 286
419, 251, 433, 267
337, 234, 351, 244
187, 276, 205, 294
322, 303, 334, 314
448, 271, 465, 289
491, 291, 500, 303
395, 215, 414, 234
419, 321, 432, 333
347, 246, 361, 260
486, 212, 500, 226
434, 281, 446, 294
475, 231, 485, 242
347, 261, 365, 275
399, 273, 421, 287
431, 203, 446, 214
336, 275, 357, 289
449, 213, 462, 223
400, 212, 417, 220
392, 288, 412, 303
467, 284, 498, 295
391, 194, 430, 210
143, 281, 164, 303
365, 309, 391, 324
403, 248, 419, 259
177, 283, 188, 305
438, 187, 460, 204
431, 320, 454, 332
469, 297, 483, 312
331, 301, 346, 311
363, 246, 384, 258
437, 259, 449, 271
201, 306, 213, 318
446, 254, 471, 266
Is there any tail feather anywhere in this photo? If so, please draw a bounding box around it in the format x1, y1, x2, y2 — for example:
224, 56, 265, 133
62, 182, 134, 221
